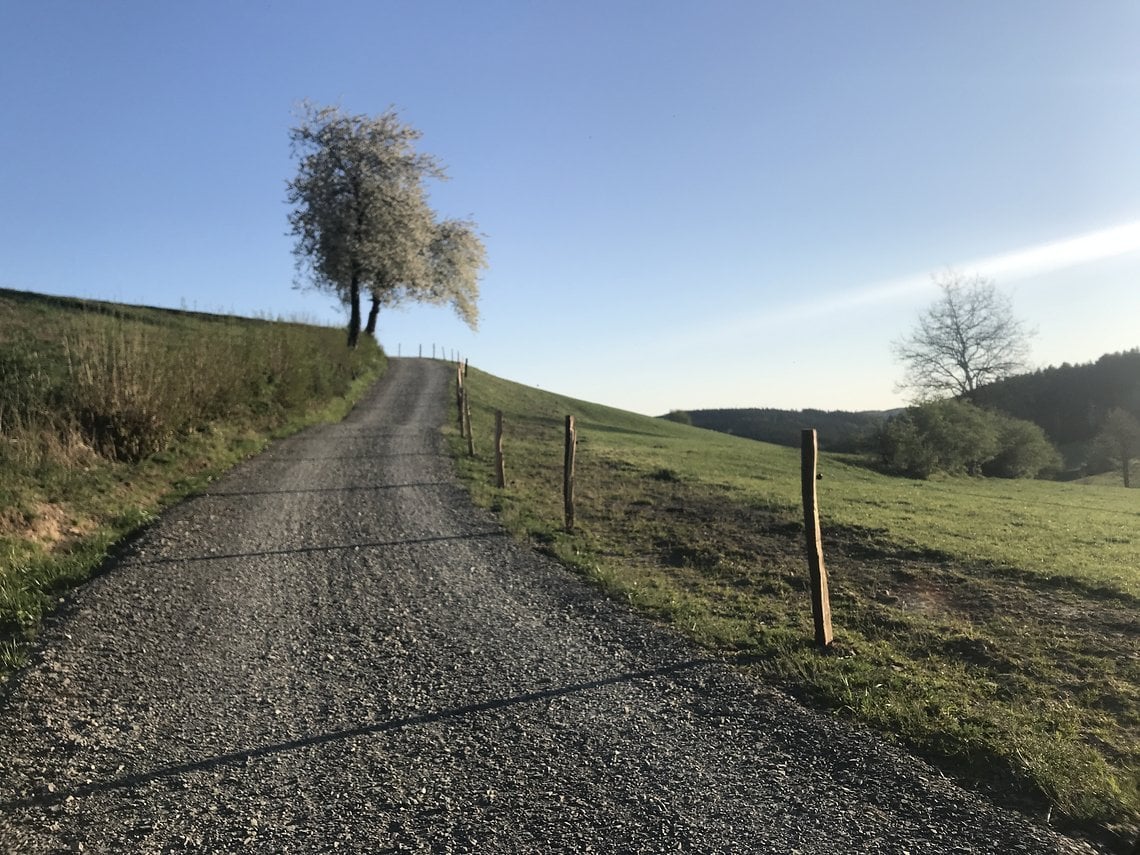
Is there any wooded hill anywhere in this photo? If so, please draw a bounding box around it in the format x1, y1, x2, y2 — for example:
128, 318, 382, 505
668, 408, 894, 453
670, 348, 1140, 473
968, 349, 1140, 468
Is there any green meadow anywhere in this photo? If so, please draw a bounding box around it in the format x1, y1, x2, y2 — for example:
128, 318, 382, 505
449, 365, 1139, 847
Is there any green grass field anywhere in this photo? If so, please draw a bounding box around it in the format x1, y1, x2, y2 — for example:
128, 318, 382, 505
448, 365, 1139, 848
0, 289, 385, 675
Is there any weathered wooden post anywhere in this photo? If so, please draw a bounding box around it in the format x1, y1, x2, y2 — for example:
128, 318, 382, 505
494, 410, 506, 488
801, 428, 833, 649
456, 379, 465, 437
464, 392, 475, 457
464, 358, 469, 378
564, 415, 577, 531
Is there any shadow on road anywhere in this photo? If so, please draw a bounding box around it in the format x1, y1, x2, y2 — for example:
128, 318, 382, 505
118, 531, 509, 568
2, 657, 725, 811
258, 452, 440, 462
201, 482, 452, 498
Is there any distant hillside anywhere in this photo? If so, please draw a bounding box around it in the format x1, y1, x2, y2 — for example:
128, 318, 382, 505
664, 407, 894, 453
673, 350, 1140, 466
968, 349, 1140, 467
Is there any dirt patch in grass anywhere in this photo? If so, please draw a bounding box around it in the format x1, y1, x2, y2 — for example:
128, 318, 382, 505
5, 502, 95, 550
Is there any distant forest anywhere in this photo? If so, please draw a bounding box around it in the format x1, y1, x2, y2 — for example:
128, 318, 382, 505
968, 349, 1140, 463
666, 408, 893, 454
666, 348, 1140, 474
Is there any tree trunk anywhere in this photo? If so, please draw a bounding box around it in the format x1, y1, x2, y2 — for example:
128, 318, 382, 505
364, 294, 380, 337
347, 277, 361, 349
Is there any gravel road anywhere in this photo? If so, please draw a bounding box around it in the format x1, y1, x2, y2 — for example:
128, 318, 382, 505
0, 358, 1103, 853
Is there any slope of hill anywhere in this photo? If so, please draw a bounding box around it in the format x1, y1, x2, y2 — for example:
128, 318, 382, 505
451, 366, 1138, 847
0, 287, 385, 674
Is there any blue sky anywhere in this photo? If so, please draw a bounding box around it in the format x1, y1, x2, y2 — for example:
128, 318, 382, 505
2, 1, 1138, 414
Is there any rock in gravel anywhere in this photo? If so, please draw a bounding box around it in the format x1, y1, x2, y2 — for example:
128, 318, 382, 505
0, 359, 1105, 853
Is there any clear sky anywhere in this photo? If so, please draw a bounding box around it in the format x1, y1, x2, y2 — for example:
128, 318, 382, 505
3, 1, 1138, 415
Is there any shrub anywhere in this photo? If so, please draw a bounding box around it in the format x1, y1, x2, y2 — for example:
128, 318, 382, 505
661, 410, 692, 425
983, 414, 1062, 479
878, 399, 1060, 480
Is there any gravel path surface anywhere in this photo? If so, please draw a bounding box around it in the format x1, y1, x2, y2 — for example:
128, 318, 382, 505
0, 358, 1102, 853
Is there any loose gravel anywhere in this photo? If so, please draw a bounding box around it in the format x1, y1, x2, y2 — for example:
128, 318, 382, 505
0, 358, 1104, 853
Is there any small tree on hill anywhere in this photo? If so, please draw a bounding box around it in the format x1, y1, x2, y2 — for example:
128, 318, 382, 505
893, 272, 1031, 400
287, 103, 484, 347
1094, 408, 1140, 487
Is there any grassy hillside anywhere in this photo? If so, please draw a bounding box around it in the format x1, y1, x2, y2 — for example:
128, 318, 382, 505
448, 366, 1139, 848
0, 288, 385, 674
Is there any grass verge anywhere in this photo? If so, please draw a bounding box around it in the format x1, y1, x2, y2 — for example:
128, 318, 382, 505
446, 366, 1139, 851
0, 289, 385, 679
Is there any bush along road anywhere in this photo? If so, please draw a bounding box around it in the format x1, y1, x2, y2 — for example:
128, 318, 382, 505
0, 359, 1104, 853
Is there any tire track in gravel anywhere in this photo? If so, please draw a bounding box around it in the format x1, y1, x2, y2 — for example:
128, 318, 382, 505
0, 358, 1103, 853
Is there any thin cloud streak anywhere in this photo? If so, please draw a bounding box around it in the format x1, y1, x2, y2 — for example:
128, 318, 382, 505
695, 219, 1140, 344
972, 220, 1140, 280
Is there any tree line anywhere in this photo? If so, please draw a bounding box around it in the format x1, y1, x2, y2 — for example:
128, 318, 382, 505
966, 349, 1140, 483
666, 408, 891, 454
969, 349, 1140, 443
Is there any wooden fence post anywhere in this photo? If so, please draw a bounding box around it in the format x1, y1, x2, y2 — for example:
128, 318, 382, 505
464, 358, 469, 378
564, 415, 577, 531
801, 428, 833, 649
456, 383, 465, 437
494, 410, 506, 488
464, 392, 475, 457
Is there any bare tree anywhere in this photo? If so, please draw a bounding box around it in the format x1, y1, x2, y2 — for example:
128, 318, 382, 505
893, 272, 1031, 400
1095, 408, 1140, 487
286, 103, 445, 347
